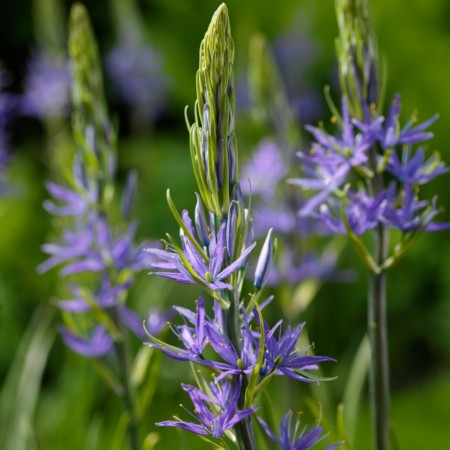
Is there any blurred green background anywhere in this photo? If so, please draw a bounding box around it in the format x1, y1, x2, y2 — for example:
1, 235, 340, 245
0, 0, 449, 449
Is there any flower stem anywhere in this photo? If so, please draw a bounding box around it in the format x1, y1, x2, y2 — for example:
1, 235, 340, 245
368, 223, 390, 450
112, 307, 140, 450
225, 292, 258, 450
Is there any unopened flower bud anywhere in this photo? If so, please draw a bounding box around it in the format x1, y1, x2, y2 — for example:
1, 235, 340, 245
226, 200, 239, 258
195, 193, 210, 246
254, 228, 274, 289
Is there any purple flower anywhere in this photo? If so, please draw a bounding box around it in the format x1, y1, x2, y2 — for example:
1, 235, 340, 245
251, 204, 297, 237
378, 94, 438, 149
290, 97, 381, 216
59, 325, 114, 358
262, 321, 334, 381
105, 41, 169, 122
145, 297, 209, 363
382, 185, 450, 233
21, 51, 71, 120
55, 279, 126, 312
156, 379, 257, 438
144, 308, 173, 337
258, 410, 342, 450
204, 321, 257, 381
39, 214, 153, 275
312, 189, 390, 235
265, 249, 352, 286
43, 181, 91, 217
146, 210, 255, 292
240, 139, 288, 199
386, 146, 448, 186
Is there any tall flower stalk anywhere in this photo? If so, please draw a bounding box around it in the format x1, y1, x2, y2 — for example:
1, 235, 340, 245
145, 4, 340, 450
39, 5, 165, 450
289, 1, 449, 449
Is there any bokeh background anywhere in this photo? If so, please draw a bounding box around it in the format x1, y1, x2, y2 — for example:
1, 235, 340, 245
0, 0, 449, 448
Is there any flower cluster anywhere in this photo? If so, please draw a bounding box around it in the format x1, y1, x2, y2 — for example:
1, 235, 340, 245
106, 40, 169, 122
39, 5, 161, 358
21, 50, 71, 120
144, 5, 339, 449
291, 95, 448, 237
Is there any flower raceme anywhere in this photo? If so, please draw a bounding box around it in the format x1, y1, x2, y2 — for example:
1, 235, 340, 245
289, 94, 448, 240
145, 4, 340, 448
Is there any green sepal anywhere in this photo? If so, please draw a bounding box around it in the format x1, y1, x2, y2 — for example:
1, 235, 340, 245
244, 302, 265, 408
166, 189, 209, 262
294, 369, 337, 383
143, 324, 187, 358
324, 85, 342, 128
253, 372, 276, 399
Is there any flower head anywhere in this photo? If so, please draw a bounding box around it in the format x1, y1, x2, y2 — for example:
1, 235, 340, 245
258, 410, 342, 450
21, 51, 71, 120
157, 378, 257, 438
146, 209, 255, 294
262, 321, 334, 381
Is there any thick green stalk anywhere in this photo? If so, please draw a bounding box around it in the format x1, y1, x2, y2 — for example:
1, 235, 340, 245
368, 225, 390, 450
224, 290, 258, 450
367, 140, 390, 450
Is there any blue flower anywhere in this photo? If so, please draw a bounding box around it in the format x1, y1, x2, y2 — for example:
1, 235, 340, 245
204, 321, 257, 381
146, 210, 255, 292
312, 189, 390, 235
21, 51, 71, 120
156, 378, 257, 438
379, 94, 438, 149
59, 325, 114, 358
290, 97, 381, 216
144, 297, 209, 364
240, 139, 288, 199
386, 146, 448, 186
382, 185, 450, 233
258, 410, 342, 450
263, 321, 334, 382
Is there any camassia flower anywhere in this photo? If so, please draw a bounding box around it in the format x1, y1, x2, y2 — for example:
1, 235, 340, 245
290, 97, 381, 216
386, 146, 449, 186
376, 94, 438, 150
261, 320, 335, 381
258, 410, 342, 450
156, 378, 257, 438
146, 209, 255, 292
38, 213, 152, 276
21, 50, 71, 120
59, 324, 114, 358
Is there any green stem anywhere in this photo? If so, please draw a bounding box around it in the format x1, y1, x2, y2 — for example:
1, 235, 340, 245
112, 307, 140, 450
368, 223, 390, 450
224, 291, 258, 450
367, 141, 390, 450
